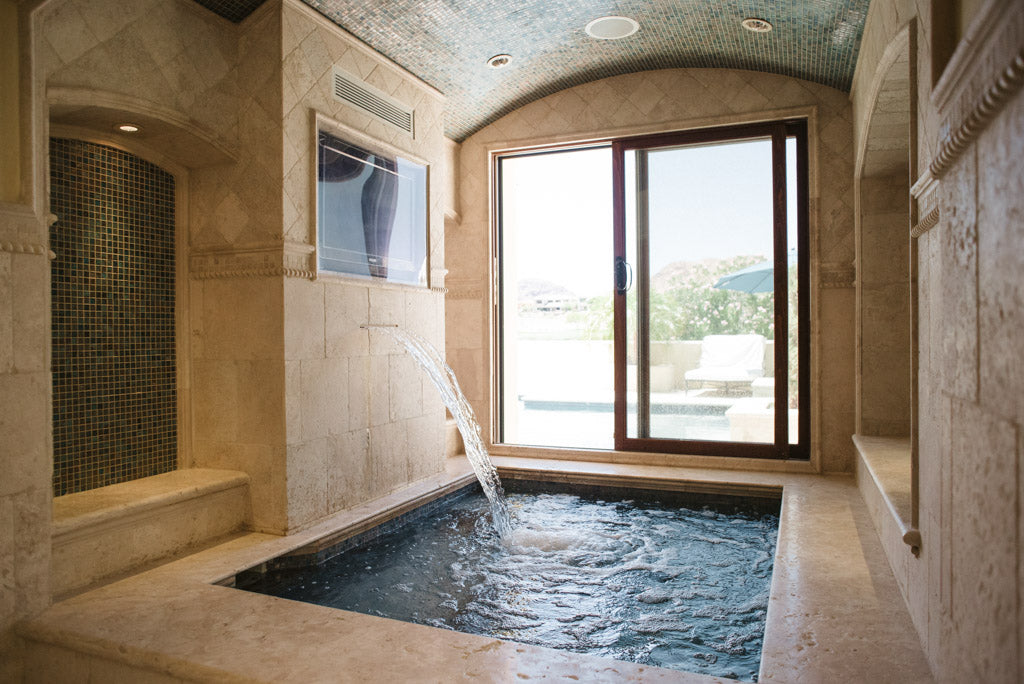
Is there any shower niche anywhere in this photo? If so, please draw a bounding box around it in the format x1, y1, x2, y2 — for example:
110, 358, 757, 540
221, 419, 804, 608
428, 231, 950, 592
49, 138, 178, 495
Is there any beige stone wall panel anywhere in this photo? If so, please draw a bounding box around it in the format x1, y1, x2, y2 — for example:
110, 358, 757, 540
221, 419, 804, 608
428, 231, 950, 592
977, 89, 1024, 426
937, 149, 978, 402
324, 283, 369, 358
949, 398, 1018, 682
854, 4, 1024, 680
0, 195, 54, 680
9, 252, 48, 373
327, 428, 370, 510
0, 486, 51, 683
369, 419, 408, 499
817, 288, 857, 472
286, 436, 329, 526
275, 0, 446, 528
857, 170, 912, 439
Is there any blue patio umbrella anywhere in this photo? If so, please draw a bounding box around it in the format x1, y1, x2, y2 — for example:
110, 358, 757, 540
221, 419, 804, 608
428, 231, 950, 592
713, 251, 797, 294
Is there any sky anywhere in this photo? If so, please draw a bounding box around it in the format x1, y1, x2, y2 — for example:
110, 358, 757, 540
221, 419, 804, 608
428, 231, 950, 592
500, 138, 798, 298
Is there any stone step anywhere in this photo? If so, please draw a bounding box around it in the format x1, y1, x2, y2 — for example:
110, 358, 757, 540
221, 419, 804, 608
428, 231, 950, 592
52, 469, 250, 598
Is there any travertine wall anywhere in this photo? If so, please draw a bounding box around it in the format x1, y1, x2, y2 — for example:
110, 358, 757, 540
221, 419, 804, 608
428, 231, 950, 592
186, 4, 289, 534
277, 0, 447, 529
2, 0, 245, 675
857, 173, 911, 437
852, 1, 1024, 680
0, 11, 47, 682
0, 220, 52, 683
12, 0, 447, 555
37, 0, 293, 533
448, 68, 857, 471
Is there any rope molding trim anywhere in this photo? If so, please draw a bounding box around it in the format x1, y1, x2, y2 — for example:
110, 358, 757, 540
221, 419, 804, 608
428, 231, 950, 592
929, 50, 1024, 180
0, 241, 56, 259
911, 206, 941, 239
190, 267, 316, 280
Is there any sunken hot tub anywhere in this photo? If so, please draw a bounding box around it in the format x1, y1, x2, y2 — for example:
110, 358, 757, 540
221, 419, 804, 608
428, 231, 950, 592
235, 481, 780, 681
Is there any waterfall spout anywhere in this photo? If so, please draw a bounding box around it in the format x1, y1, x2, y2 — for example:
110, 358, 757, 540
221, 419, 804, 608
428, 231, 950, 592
362, 325, 512, 539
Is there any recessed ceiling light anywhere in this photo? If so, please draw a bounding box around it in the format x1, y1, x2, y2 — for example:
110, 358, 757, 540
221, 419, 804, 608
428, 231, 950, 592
585, 16, 639, 40
487, 54, 512, 69
741, 17, 773, 33
115, 123, 141, 133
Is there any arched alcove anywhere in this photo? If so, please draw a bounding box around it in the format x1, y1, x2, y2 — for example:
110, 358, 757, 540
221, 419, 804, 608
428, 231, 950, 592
853, 25, 918, 549
856, 36, 912, 439
46, 91, 232, 495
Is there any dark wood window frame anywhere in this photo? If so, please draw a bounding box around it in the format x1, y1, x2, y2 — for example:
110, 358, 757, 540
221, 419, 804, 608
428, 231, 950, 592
493, 119, 810, 460
613, 120, 809, 460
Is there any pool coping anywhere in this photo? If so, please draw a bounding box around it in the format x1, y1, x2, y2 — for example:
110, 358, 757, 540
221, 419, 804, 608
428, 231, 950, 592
19, 457, 934, 683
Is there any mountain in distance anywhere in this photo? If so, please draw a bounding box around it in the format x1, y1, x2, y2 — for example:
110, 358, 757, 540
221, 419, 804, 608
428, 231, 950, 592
517, 278, 577, 299
517, 257, 766, 300
652, 256, 764, 293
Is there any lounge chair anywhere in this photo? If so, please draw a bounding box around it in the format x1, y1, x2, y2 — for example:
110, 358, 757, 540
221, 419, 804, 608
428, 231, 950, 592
683, 334, 766, 393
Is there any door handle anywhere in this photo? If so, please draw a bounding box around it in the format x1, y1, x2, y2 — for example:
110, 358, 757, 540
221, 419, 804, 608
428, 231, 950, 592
615, 256, 632, 295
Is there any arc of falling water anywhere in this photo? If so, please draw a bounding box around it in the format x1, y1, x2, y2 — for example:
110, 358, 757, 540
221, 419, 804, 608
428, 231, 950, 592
362, 324, 512, 539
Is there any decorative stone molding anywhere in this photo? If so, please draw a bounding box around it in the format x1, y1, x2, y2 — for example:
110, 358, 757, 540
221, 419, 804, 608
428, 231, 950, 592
0, 241, 55, 259
910, 171, 940, 216
928, 50, 1024, 180
926, 1, 1024, 181
190, 266, 316, 280
282, 241, 317, 278
190, 242, 316, 280
819, 263, 856, 289
911, 206, 941, 239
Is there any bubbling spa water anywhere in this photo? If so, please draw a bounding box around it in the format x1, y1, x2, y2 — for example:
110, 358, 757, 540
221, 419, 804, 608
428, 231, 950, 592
244, 488, 778, 680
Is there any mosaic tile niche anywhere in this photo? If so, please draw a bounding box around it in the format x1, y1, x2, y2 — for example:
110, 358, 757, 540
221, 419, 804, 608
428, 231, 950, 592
49, 138, 177, 496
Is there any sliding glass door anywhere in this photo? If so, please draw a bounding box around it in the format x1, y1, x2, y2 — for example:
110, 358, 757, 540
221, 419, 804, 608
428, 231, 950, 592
613, 122, 808, 458
496, 120, 808, 459
497, 146, 614, 449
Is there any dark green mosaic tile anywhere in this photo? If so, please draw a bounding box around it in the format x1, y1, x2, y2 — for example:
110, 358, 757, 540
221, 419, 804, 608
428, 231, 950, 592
191, 0, 267, 23
49, 138, 177, 497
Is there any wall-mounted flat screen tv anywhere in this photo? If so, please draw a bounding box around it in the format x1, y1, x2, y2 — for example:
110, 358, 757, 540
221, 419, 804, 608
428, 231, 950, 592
317, 130, 427, 286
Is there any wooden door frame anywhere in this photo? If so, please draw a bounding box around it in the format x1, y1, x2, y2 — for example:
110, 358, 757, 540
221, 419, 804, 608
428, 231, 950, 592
612, 119, 810, 459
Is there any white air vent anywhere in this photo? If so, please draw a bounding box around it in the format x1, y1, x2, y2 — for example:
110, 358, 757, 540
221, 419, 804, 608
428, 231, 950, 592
332, 68, 414, 136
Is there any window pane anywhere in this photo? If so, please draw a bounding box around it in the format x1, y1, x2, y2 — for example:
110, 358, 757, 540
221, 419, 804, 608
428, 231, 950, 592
787, 137, 800, 444
499, 147, 613, 449
317, 131, 427, 285
626, 138, 777, 443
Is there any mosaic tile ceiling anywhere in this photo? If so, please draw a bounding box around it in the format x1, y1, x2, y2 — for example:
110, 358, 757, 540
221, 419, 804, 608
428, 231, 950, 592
196, 0, 869, 141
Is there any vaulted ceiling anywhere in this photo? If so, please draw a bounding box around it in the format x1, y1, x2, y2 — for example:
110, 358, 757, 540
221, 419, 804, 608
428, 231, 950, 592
194, 0, 870, 141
